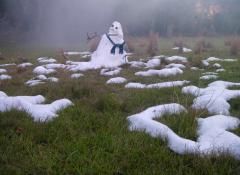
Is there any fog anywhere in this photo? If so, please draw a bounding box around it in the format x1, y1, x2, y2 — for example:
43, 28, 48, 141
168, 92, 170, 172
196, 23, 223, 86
1, 0, 240, 45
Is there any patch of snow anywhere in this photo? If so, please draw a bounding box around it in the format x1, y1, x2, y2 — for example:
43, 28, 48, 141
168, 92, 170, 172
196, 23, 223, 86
216, 69, 225, 72
0, 69, 7, 73
182, 81, 240, 115
26, 80, 45, 87
64, 51, 91, 56
44, 63, 66, 69
202, 72, 218, 75
191, 67, 204, 71
106, 77, 127, 84
172, 47, 192, 53
165, 56, 188, 63
17, 63, 33, 68
128, 103, 240, 159
200, 75, 218, 80
33, 66, 56, 75
165, 63, 186, 69
100, 67, 122, 76
202, 60, 210, 67
0, 74, 12, 80
129, 61, 146, 68
0, 91, 73, 122
146, 58, 161, 68
71, 73, 84, 79
213, 63, 221, 68
125, 80, 190, 89
0, 63, 16, 67
37, 57, 57, 64
135, 68, 183, 77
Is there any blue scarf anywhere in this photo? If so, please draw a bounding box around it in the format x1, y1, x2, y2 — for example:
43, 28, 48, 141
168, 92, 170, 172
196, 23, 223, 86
106, 34, 125, 55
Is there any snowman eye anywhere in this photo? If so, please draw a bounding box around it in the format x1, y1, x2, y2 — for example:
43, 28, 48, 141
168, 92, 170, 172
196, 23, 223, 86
115, 27, 118, 29
112, 25, 114, 27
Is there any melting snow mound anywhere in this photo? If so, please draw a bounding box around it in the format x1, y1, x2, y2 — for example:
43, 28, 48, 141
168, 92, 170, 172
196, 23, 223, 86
0, 91, 73, 122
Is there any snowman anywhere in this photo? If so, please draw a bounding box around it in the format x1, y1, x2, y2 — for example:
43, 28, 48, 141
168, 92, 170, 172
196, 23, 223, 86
91, 21, 127, 67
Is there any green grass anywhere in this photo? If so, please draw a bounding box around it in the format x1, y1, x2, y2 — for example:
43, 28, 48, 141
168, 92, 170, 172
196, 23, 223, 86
0, 36, 240, 174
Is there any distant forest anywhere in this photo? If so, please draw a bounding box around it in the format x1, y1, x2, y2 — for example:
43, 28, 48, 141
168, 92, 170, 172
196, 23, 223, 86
0, 0, 240, 42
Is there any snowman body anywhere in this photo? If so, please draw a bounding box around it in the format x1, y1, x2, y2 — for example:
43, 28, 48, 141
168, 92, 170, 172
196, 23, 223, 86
91, 21, 126, 68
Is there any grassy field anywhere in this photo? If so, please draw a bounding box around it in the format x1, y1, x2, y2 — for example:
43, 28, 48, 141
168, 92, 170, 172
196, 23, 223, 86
0, 37, 240, 174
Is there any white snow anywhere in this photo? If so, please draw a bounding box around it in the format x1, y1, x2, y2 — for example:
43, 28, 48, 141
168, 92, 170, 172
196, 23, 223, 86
25, 80, 45, 87
128, 103, 240, 159
0, 91, 73, 122
206, 57, 222, 62
191, 67, 204, 71
44, 63, 66, 69
26, 75, 59, 86
0, 63, 16, 67
145, 58, 161, 68
202, 60, 210, 67
216, 68, 225, 72
17, 63, 33, 68
182, 81, 240, 115
135, 68, 183, 77
0, 74, 12, 80
202, 72, 218, 75
0, 69, 7, 73
100, 67, 122, 76
213, 63, 221, 68
165, 56, 188, 63
172, 47, 192, 53
71, 73, 84, 79
37, 57, 57, 63
33, 66, 56, 75
129, 61, 146, 68
200, 75, 218, 80
165, 63, 186, 69
64, 51, 91, 56
106, 77, 127, 84
125, 80, 190, 89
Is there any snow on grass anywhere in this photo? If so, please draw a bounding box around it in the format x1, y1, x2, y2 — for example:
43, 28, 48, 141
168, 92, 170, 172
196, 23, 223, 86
191, 67, 204, 71
125, 80, 190, 89
182, 81, 240, 115
37, 57, 57, 63
145, 58, 161, 68
165, 63, 186, 69
200, 75, 218, 80
202, 60, 210, 67
213, 63, 222, 68
165, 56, 188, 63
33, 66, 56, 75
17, 62, 33, 68
0, 74, 12, 80
216, 68, 225, 72
25, 80, 45, 87
172, 47, 192, 53
0, 91, 73, 122
0, 69, 7, 73
26, 75, 59, 86
64, 51, 91, 56
135, 68, 183, 77
44, 63, 66, 69
0, 63, 16, 67
206, 57, 237, 62
128, 104, 240, 159
71, 73, 84, 79
106, 77, 127, 84
100, 67, 122, 76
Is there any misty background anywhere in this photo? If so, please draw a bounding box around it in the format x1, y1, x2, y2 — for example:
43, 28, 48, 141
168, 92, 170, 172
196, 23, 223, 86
0, 0, 240, 46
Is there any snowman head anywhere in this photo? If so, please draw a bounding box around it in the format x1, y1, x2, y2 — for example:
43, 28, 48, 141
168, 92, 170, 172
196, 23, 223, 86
108, 21, 123, 39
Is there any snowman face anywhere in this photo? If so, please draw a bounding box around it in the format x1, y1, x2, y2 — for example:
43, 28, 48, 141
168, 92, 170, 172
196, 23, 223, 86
108, 21, 123, 38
